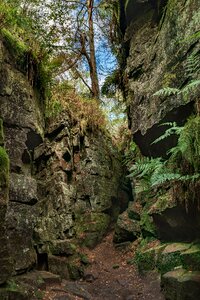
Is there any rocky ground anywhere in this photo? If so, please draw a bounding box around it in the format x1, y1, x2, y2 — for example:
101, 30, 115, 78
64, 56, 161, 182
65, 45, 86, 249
42, 232, 164, 300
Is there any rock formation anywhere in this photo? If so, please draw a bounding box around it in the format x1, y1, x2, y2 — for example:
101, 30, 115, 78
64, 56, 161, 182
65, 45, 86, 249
0, 33, 130, 284
115, 0, 200, 298
122, 0, 199, 157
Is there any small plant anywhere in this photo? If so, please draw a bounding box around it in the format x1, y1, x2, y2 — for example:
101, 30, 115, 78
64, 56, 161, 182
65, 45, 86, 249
123, 141, 141, 166
127, 116, 200, 194
47, 82, 107, 132
153, 51, 200, 102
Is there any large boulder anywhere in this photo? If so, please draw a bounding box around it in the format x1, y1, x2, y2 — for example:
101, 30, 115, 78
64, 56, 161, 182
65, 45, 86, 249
113, 210, 141, 243
149, 189, 200, 242
161, 268, 200, 300
133, 241, 200, 274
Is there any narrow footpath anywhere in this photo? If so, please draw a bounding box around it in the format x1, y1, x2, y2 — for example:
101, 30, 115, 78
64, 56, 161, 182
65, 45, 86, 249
43, 232, 164, 300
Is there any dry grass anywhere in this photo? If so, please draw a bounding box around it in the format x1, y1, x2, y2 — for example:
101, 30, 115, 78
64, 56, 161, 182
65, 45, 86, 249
48, 83, 107, 133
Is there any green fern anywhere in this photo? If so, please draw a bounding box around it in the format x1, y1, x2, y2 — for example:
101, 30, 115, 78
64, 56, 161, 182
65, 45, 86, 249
185, 53, 200, 77
181, 80, 200, 100
151, 122, 183, 145
128, 155, 200, 194
150, 172, 182, 187
153, 116, 200, 172
128, 116, 200, 194
153, 87, 180, 97
153, 50, 200, 101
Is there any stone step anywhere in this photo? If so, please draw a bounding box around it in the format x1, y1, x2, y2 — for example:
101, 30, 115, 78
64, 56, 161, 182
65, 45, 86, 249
16, 270, 62, 288
0, 271, 62, 300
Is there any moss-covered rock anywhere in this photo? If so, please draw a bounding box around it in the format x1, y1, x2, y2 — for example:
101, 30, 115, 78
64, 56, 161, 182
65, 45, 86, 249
157, 243, 190, 274
0, 146, 9, 189
134, 244, 165, 272
49, 240, 76, 256
0, 280, 30, 300
162, 268, 200, 300
113, 210, 141, 244
1, 28, 28, 71
133, 242, 200, 274
75, 212, 110, 248
48, 254, 84, 280
134, 248, 157, 272
140, 210, 156, 238
148, 188, 200, 242
181, 245, 200, 271
48, 255, 70, 280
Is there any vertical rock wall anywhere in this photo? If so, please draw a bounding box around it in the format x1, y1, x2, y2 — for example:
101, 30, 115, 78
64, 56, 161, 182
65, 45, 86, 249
0, 37, 45, 275
114, 0, 200, 244
0, 36, 130, 280
32, 113, 130, 278
121, 0, 199, 157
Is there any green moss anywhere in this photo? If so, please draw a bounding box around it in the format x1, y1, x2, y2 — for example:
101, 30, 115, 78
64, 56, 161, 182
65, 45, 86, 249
67, 261, 83, 280
151, 192, 171, 214
166, 0, 178, 17
75, 212, 110, 248
162, 73, 177, 87
134, 249, 156, 272
181, 245, 200, 271
0, 119, 4, 146
140, 210, 156, 237
133, 242, 198, 275
80, 254, 90, 265
1, 28, 28, 69
157, 251, 183, 275
0, 146, 9, 188
112, 264, 120, 269
34, 289, 44, 299
1, 28, 51, 102
0, 279, 29, 299
5, 280, 19, 292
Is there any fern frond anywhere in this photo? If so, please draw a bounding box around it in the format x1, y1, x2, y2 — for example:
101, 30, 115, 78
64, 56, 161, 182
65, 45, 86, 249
159, 122, 177, 127
153, 87, 180, 97
185, 53, 200, 76
128, 116, 200, 195
152, 123, 183, 145
151, 172, 182, 186
167, 146, 180, 157
180, 174, 200, 182
129, 157, 163, 179
181, 80, 200, 98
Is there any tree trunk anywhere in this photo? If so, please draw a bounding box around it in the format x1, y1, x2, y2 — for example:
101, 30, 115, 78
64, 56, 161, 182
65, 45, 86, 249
87, 0, 100, 100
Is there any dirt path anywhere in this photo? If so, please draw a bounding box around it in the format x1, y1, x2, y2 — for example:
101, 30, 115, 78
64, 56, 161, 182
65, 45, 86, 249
44, 232, 164, 300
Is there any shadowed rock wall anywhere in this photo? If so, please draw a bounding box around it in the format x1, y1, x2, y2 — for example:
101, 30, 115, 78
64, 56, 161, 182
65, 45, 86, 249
115, 0, 200, 244
121, 0, 199, 157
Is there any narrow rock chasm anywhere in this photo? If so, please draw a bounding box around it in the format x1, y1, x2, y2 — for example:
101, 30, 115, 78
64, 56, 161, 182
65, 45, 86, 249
0, 0, 200, 299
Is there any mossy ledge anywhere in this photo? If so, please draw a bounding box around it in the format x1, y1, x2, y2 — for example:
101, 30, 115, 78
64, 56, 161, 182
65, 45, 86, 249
0, 28, 50, 100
